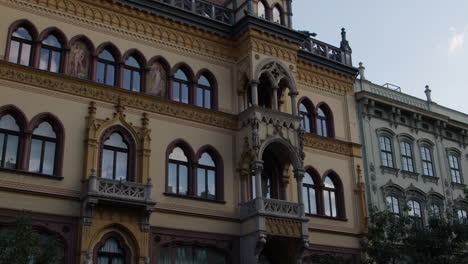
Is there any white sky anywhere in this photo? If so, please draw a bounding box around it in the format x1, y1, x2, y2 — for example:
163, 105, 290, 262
293, 0, 468, 114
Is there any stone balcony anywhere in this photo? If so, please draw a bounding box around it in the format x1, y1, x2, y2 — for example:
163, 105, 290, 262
240, 198, 303, 220
239, 107, 302, 134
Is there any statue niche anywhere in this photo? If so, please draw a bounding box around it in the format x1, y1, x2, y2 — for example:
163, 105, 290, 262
147, 62, 167, 97
68, 40, 90, 79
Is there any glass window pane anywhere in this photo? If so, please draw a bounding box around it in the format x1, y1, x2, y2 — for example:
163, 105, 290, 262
123, 69, 131, 89
198, 76, 210, 86
179, 165, 188, 195
133, 72, 141, 92
196, 88, 203, 107
0, 115, 20, 131
39, 48, 49, 70
207, 170, 216, 199
181, 84, 189, 104
8, 40, 20, 63
106, 65, 115, 86
197, 168, 206, 197
195, 248, 208, 263
19, 43, 31, 66
304, 116, 310, 133
158, 247, 171, 264
50, 51, 61, 73
303, 186, 310, 214
324, 191, 331, 216
324, 177, 334, 188
330, 192, 336, 217
33, 122, 56, 138
29, 139, 42, 173
4, 135, 19, 169
272, 7, 281, 23
42, 35, 61, 48
204, 89, 211, 109
173, 83, 180, 102
0, 134, 4, 166
42, 141, 56, 175
176, 247, 192, 263
303, 172, 314, 184
125, 56, 140, 68
104, 133, 128, 149
168, 163, 177, 193
175, 69, 187, 81
97, 62, 105, 84
116, 152, 128, 180
199, 153, 215, 167
169, 147, 188, 162
98, 50, 114, 61
257, 1, 265, 18
101, 149, 115, 179
310, 188, 317, 214
13, 27, 32, 40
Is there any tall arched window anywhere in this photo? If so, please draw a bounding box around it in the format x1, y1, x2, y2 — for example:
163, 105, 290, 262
122, 56, 142, 92
379, 136, 394, 168
429, 203, 441, 218
96, 49, 117, 86
449, 155, 462, 183
400, 141, 414, 172
299, 99, 314, 133
303, 171, 318, 215
97, 238, 125, 264
272, 6, 281, 24
385, 195, 400, 215
257, 1, 266, 18
407, 200, 423, 227
323, 176, 337, 217
172, 69, 190, 104
39, 34, 63, 73
457, 209, 468, 224
197, 152, 216, 200
168, 146, 190, 195
420, 146, 434, 176
196, 75, 213, 109
29, 122, 57, 176
101, 132, 129, 181
8, 26, 34, 66
0, 114, 20, 169
316, 105, 333, 137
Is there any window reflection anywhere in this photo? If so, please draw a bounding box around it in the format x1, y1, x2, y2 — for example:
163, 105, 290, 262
101, 132, 129, 180
316, 108, 328, 137
29, 122, 57, 175
197, 152, 216, 200
97, 49, 116, 86
8, 27, 33, 66
0, 114, 20, 169
196, 75, 212, 109
172, 69, 189, 104
168, 147, 189, 195
39, 34, 62, 73
122, 56, 141, 92
323, 177, 337, 217
97, 238, 125, 264
303, 172, 317, 214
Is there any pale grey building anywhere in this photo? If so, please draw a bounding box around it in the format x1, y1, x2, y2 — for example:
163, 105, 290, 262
355, 63, 468, 224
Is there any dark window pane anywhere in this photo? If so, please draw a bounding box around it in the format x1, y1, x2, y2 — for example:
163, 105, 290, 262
50, 51, 61, 73
43, 141, 56, 175
96, 62, 105, 84
204, 89, 211, 109
181, 84, 189, 104
133, 72, 141, 92
168, 163, 177, 193
207, 170, 215, 199
19, 43, 31, 66
29, 139, 42, 173
0, 134, 4, 166
116, 152, 128, 180
123, 69, 131, 89
197, 168, 205, 197
101, 149, 114, 179
179, 165, 188, 195
8, 40, 20, 63
196, 88, 203, 107
106, 65, 115, 86
39, 48, 49, 70
4, 135, 18, 169
173, 83, 180, 102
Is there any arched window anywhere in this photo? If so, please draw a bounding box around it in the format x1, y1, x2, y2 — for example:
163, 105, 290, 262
400, 141, 414, 172
299, 99, 314, 133
303, 171, 318, 215
39, 34, 63, 73
420, 146, 434, 176
0, 114, 20, 169
196, 74, 213, 109
429, 203, 441, 218
97, 238, 125, 264
29, 122, 57, 176
385, 195, 400, 215
323, 176, 337, 217
168, 146, 190, 195
379, 136, 394, 168
272, 6, 281, 24
449, 155, 462, 183
123, 56, 142, 92
172, 69, 190, 104
8, 26, 34, 66
316, 105, 333, 137
457, 209, 468, 224
96, 49, 117, 86
257, 1, 266, 18
407, 200, 423, 227
158, 246, 226, 264
197, 152, 216, 200
101, 132, 129, 180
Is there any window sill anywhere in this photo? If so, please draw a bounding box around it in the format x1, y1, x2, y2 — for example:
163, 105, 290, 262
0, 167, 63, 180
163, 192, 226, 204
401, 171, 419, 181
380, 166, 399, 176
452, 182, 467, 191
306, 213, 347, 222
421, 175, 439, 184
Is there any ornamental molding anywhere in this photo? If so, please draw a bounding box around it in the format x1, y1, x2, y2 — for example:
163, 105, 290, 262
303, 133, 362, 158
5, 0, 234, 61
265, 217, 302, 238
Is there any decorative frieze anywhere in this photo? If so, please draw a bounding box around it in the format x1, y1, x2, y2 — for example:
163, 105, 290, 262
303, 133, 362, 158
265, 217, 302, 238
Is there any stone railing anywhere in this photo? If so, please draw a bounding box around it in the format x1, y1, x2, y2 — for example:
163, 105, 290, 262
87, 175, 153, 203
155, 0, 232, 24
240, 197, 303, 219
301, 38, 345, 64
239, 107, 302, 130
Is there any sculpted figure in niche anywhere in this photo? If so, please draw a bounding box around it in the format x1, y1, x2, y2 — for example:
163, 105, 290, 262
147, 62, 166, 97
69, 41, 89, 79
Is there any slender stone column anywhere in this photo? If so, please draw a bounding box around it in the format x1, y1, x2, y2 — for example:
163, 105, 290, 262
252, 160, 264, 199
294, 168, 305, 216
289, 91, 298, 116
272, 85, 279, 111
251, 81, 259, 107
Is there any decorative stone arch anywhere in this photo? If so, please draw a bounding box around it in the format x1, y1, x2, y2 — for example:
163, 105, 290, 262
381, 180, 406, 210
254, 58, 297, 93
258, 136, 301, 170
417, 138, 435, 148
84, 101, 151, 184
396, 133, 415, 142
93, 42, 122, 84
90, 225, 140, 264
405, 186, 427, 203
376, 127, 396, 137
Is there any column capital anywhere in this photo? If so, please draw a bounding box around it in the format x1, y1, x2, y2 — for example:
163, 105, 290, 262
288, 91, 299, 97
251, 160, 264, 170
250, 80, 259, 86
293, 168, 306, 180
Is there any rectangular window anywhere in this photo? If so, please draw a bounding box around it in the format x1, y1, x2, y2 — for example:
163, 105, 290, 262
196, 87, 203, 107
179, 165, 188, 195
123, 69, 132, 89
105, 65, 115, 86
96, 62, 105, 84
39, 49, 49, 70
8, 41, 20, 63
50, 51, 61, 73
29, 139, 42, 173
420, 147, 434, 176
197, 168, 205, 197
133, 72, 141, 92
400, 142, 414, 172
101, 149, 114, 179
449, 155, 462, 184
115, 152, 128, 180
379, 136, 394, 167
4, 135, 18, 169
168, 163, 177, 193
42, 141, 56, 175
19, 43, 31, 66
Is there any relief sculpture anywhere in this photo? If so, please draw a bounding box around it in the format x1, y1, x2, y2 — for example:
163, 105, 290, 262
147, 62, 166, 97
68, 41, 89, 79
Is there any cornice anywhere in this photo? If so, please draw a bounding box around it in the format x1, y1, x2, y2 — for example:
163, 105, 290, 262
303, 133, 362, 158
0, 178, 81, 200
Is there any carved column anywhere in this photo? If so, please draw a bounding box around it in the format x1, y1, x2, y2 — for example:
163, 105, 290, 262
252, 160, 264, 200
272, 85, 279, 111
289, 92, 298, 116
294, 168, 305, 217
251, 80, 259, 107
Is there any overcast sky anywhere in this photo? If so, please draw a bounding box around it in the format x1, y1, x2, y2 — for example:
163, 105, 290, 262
293, 0, 468, 114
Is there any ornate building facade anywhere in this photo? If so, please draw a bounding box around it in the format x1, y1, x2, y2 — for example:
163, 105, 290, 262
0, 0, 366, 263
356, 65, 468, 226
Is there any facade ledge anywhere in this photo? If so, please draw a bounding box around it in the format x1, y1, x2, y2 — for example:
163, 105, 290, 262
0, 167, 64, 180
452, 182, 467, 191
421, 175, 439, 184
401, 171, 419, 181
380, 166, 399, 176
163, 192, 226, 204
240, 198, 306, 221
303, 133, 362, 157
306, 214, 348, 222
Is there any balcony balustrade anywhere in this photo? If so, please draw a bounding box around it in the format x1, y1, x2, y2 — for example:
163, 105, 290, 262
155, 0, 232, 24
241, 197, 303, 220
301, 38, 347, 65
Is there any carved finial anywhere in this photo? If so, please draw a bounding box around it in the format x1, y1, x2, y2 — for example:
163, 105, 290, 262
356, 165, 363, 184
90, 168, 97, 177
88, 101, 97, 116
340, 28, 352, 52
115, 97, 126, 117
358, 62, 366, 80
147, 177, 152, 184
341, 28, 347, 41
142, 113, 149, 129
424, 85, 432, 102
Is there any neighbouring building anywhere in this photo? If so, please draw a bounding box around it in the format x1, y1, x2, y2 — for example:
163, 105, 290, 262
356, 64, 468, 226
0, 0, 366, 263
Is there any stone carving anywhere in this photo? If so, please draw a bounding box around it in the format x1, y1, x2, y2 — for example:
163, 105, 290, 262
303, 133, 361, 157
265, 218, 301, 238
69, 41, 89, 79
147, 62, 166, 97
263, 198, 301, 218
